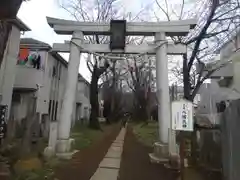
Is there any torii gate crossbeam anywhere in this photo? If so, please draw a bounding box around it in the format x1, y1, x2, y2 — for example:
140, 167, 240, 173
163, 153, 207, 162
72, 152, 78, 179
47, 17, 196, 36
52, 42, 187, 55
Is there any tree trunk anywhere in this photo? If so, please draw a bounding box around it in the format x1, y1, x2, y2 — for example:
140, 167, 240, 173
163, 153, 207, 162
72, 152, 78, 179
89, 67, 100, 130
0, 0, 24, 67
183, 54, 191, 101
182, 54, 197, 166
104, 99, 111, 124
133, 90, 148, 122
0, 21, 11, 66
0, 0, 23, 19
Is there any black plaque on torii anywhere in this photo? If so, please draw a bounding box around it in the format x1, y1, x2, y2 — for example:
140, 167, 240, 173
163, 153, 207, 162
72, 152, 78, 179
110, 20, 126, 50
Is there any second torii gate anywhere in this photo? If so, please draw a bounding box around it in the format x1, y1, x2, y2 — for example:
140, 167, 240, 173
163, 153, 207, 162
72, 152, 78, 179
46, 17, 196, 158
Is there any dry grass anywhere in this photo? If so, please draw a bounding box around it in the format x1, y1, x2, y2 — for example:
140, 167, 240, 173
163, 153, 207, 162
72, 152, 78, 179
133, 122, 158, 147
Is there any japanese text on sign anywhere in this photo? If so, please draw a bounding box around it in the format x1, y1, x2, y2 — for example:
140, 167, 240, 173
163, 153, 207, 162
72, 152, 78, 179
171, 100, 193, 131
0, 105, 7, 139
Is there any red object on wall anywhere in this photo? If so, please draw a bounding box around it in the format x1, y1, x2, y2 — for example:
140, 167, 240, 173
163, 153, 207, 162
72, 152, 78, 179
19, 48, 29, 60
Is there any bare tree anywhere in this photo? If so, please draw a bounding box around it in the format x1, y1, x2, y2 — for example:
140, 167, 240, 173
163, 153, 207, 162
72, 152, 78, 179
101, 60, 127, 123
59, 0, 120, 129
124, 54, 154, 121
60, 0, 152, 129
182, 0, 240, 101
154, 0, 240, 101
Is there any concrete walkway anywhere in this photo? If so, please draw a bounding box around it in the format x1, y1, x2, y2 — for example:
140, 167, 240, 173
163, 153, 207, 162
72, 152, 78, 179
90, 127, 126, 180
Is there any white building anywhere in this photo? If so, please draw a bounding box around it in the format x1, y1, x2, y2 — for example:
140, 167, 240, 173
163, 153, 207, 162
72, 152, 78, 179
11, 38, 90, 125
197, 31, 240, 118
211, 31, 240, 97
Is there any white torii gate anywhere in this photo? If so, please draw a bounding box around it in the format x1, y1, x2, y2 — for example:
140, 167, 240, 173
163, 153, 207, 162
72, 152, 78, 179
46, 17, 196, 157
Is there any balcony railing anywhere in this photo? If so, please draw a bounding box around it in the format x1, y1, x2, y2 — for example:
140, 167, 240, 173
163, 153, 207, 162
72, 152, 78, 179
14, 65, 43, 90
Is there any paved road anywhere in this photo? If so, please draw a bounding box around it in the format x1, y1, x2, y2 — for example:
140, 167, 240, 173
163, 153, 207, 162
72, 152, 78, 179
90, 128, 126, 180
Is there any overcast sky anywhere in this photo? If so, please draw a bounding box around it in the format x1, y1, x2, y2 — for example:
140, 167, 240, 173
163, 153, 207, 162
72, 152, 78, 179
17, 0, 147, 81
17, 0, 194, 84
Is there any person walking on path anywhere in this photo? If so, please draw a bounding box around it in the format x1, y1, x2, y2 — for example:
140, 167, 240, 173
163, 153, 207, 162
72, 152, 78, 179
122, 112, 129, 127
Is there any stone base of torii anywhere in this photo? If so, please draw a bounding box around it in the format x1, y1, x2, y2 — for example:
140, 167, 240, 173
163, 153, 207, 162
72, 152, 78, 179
44, 17, 196, 160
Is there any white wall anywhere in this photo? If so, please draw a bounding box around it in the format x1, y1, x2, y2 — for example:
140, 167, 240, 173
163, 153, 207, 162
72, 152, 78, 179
34, 51, 49, 114
34, 52, 90, 124
231, 51, 240, 92
218, 36, 240, 95
45, 54, 67, 121
0, 25, 21, 119
14, 65, 44, 89
198, 49, 240, 116
220, 33, 240, 61
197, 82, 228, 114
11, 92, 34, 122
76, 81, 90, 119
200, 33, 240, 109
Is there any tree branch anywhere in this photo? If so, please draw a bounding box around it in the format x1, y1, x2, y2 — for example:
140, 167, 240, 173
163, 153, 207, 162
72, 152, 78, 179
187, 0, 219, 72
155, 0, 170, 21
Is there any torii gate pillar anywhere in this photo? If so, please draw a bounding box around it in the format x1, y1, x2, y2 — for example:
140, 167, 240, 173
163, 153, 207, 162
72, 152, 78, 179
56, 32, 83, 156
155, 32, 170, 144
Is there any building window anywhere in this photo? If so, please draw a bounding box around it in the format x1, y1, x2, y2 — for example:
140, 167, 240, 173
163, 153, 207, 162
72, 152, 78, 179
48, 100, 52, 115
49, 100, 58, 121
54, 101, 58, 121
52, 66, 57, 77
51, 100, 55, 121
58, 65, 61, 80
